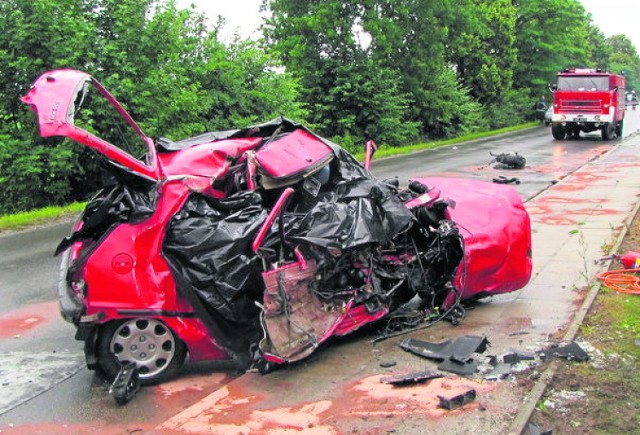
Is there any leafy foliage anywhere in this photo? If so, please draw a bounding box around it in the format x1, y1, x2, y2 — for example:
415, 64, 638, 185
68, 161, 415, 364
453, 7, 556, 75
1, 0, 640, 214
0, 0, 304, 213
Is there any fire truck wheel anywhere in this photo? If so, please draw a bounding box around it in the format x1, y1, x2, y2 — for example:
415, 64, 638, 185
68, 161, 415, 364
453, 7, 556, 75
615, 120, 623, 137
601, 123, 615, 140
96, 318, 187, 385
551, 124, 566, 140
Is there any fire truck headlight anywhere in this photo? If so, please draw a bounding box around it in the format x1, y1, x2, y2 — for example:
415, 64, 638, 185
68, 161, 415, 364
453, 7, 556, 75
604, 104, 610, 109
594, 115, 601, 121
560, 115, 566, 121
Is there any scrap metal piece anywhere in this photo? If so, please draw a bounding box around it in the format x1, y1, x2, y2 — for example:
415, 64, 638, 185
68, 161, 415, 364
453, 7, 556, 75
380, 370, 444, 386
437, 389, 477, 410
109, 362, 141, 406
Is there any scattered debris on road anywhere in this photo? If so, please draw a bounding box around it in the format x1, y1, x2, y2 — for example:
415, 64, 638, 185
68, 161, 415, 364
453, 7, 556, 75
400, 335, 489, 375
109, 362, 141, 405
437, 389, 477, 410
480, 152, 526, 170
543, 341, 590, 362
492, 175, 521, 184
380, 370, 444, 386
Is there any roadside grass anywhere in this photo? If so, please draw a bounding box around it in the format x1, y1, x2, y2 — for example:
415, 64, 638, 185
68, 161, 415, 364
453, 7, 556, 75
353, 122, 537, 161
0, 122, 537, 232
531, 228, 640, 433
0, 202, 86, 232
585, 287, 640, 358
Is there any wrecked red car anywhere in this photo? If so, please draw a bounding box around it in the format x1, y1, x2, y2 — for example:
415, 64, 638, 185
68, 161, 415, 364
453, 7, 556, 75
22, 69, 532, 385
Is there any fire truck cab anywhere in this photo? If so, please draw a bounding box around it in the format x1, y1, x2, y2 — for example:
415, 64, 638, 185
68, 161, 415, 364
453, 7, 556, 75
550, 68, 625, 140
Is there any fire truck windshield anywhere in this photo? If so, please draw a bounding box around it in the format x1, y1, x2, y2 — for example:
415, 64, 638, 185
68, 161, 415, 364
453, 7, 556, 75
557, 76, 609, 91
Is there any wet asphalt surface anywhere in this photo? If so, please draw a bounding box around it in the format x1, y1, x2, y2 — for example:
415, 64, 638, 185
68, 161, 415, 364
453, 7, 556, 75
1, 115, 639, 431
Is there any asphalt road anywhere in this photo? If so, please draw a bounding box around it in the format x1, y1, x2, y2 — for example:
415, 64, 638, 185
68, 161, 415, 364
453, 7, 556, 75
1, 114, 639, 431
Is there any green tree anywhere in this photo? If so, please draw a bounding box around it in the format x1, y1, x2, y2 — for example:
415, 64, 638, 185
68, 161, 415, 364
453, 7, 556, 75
512, 0, 593, 96
605, 35, 640, 91
263, 0, 419, 147
0, 0, 304, 213
445, 0, 517, 105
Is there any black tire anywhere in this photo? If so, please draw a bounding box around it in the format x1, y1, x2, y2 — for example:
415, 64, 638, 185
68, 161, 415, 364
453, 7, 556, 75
615, 120, 624, 137
551, 124, 566, 140
602, 123, 615, 140
96, 318, 186, 385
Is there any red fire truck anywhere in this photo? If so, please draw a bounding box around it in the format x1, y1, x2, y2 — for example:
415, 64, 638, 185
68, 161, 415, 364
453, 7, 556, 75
549, 68, 626, 140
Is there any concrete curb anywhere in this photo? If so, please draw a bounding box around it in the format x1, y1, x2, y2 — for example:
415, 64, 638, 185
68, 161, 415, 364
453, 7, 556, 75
506, 137, 640, 435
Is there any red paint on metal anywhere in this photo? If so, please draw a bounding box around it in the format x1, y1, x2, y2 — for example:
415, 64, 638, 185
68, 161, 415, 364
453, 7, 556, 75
0, 301, 58, 339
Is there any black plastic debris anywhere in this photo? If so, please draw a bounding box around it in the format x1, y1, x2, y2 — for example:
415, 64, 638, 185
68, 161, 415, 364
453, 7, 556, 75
109, 362, 141, 406
437, 358, 478, 376
492, 176, 520, 185
483, 362, 512, 380
503, 350, 535, 364
380, 371, 444, 386
400, 336, 489, 362
547, 342, 589, 362
437, 389, 476, 410
489, 152, 526, 169
400, 336, 489, 376
527, 421, 553, 435
379, 361, 397, 368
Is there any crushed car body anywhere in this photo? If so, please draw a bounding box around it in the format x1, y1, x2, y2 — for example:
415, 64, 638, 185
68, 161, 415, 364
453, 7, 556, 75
22, 69, 532, 384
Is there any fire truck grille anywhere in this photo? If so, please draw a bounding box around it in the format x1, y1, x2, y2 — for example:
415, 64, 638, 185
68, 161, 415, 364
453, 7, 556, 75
561, 100, 600, 112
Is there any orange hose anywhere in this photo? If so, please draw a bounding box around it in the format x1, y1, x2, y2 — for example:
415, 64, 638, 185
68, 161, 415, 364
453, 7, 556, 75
596, 269, 640, 295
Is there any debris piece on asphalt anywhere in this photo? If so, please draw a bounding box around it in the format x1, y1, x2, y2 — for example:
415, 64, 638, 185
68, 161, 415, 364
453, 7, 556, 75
503, 350, 535, 364
380, 371, 444, 386
481, 152, 526, 169
492, 152, 526, 169
400, 336, 489, 376
546, 341, 589, 362
483, 362, 512, 380
379, 361, 397, 368
437, 389, 477, 410
399, 335, 489, 362
109, 362, 141, 406
437, 359, 478, 376
492, 176, 520, 184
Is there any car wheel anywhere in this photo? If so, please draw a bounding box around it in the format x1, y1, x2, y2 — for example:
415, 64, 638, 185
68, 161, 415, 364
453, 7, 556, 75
96, 318, 186, 385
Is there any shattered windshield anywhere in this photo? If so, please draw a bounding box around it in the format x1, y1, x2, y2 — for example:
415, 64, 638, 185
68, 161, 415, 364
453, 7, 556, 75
557, 76, 609, 91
